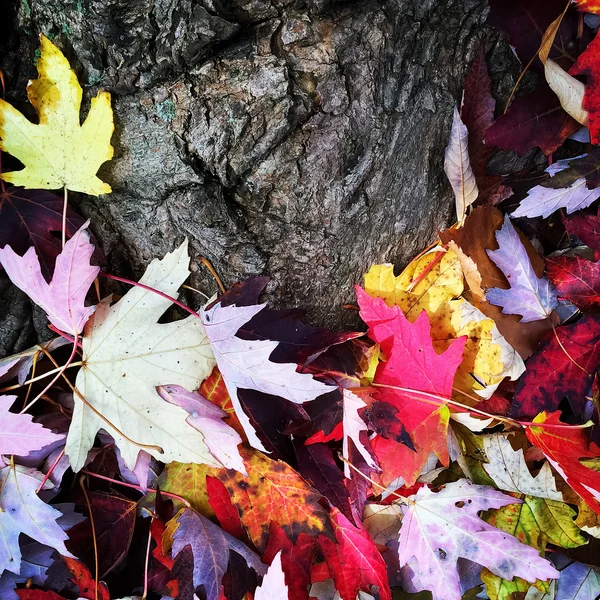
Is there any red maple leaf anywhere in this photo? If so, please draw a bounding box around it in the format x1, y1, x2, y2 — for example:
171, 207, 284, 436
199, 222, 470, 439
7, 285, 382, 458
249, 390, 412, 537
356, 287, 466, 487
564, 207, 600, 261
546, 255, 600, 310
511, 316, 600, 419
484, 84, 579, 156
571, 31, 600, 143
526, 411, 600, 515
318, 508, 391, 600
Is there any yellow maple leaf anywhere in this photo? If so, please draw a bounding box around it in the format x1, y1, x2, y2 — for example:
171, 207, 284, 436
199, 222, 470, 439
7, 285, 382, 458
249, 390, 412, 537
0, 35, 114, 195
364, 255, 524, 401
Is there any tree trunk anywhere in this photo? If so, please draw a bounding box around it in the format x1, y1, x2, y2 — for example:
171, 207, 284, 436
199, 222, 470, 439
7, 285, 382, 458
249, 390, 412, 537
0, 0, 501, 354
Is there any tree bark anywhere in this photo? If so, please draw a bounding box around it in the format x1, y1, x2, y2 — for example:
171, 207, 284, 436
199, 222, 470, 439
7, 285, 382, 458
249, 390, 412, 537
1, 0, 502, 354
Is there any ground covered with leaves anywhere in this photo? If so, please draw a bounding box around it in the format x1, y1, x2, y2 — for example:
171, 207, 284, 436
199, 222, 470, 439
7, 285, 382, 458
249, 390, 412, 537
3, 1, 600, 600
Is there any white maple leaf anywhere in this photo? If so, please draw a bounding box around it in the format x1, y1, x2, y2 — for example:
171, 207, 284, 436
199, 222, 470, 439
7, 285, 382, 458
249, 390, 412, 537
341, 389, 378, 478
254, 551, 288, 600
482, 434, 562, 500
396, 479, 558, 600
65, 240, 219, 472
200, 300, 334, 451
0, 464, 73, 576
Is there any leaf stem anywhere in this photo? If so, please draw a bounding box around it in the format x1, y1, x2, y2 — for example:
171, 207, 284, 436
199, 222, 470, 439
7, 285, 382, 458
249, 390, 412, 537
141, 518, 153, 600
80, 475, 99, 600
199, 256, 226, 293
99, 273, 200, 318
80, 469, 192, 508
19, 335, 80, 414
62, 185, 68, 249
0, 360, 83, 394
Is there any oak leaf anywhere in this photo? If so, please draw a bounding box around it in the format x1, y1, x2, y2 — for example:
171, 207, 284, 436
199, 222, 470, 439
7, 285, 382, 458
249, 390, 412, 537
0, 36, 113, 195
65, 240, 218, 472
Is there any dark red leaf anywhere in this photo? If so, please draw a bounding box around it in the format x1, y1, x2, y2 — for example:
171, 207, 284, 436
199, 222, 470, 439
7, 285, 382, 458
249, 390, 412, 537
0, 187, 89, 280
461, 51, 511, 204
485, 84, 579, 156
564, 207, 600, 260
546, 255, 600, 310
511, 315, 600, 418
66, 492, 137, 578
16, 592, 66, 600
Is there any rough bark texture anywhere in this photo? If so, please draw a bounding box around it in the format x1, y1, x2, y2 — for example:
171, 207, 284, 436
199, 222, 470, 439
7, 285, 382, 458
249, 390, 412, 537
0, 0, 515, 354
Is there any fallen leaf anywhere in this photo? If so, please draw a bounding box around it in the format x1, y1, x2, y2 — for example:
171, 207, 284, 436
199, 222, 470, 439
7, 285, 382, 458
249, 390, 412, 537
157, 385, 244, 473
511, 315, 600, 418
486, 216, 558, 322
526, 411, 600, 515
163, 506, 266, 600
65, 491, 137, 578
0, 464, 74, 576
571, 30, 600, 143
0, 35, 113, 195
255, 551, 288, 600
485, 84, 579, 156
209, 446, 333, 552
0, 222, 99, 336
444, 106, 478, 225
439, 207, 554, 358
357, 287, 466, 486
512, 156, 600, 219
65, 240, 216, 472
0, 395, 64, 459
564, 206, 600, 260
318, 508, 391, 600
200, 294, 334, 452
546, 255, 600, 310
482, 434, 562, 499
0, 187, 89, 280
574, 0, 600, 11
396, 479, 558, 600
544, 59, 588, 126
460, 51, 511, 205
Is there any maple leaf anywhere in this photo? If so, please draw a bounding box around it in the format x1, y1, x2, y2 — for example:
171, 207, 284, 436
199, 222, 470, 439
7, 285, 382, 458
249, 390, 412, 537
65, 240, 217, 472
0, 541, 54, 600
486, 216, 558, 322
66, 491, 136, 578
440, 206, 555, 359
200, 296, 334, 452
0, 222, 99, 336
0, 36, 113, 195
364, 256, 525, 401
357, 287, 466, 487
0, 187, 89, 280
163, 506, 266, 600
318, 508, 391, 600
546, 255, 600, 311
157, 385, 244, 473
395, 479, 558, 600
0, 464, 74, 576
255, 551, 288, 600
444, 106, 478, 225
460, 51, 511, 205
0, 395, 64, 459
510, 315, 600, 418
571, 31, 600, 144
512, 157, 600, 219
488, 0, 579, 68
484, 84, 579, 156
526, 411, 600, 516
564, 206, 600, 260
575, 0, 600, 12
207, 446, 333, 552
482, 434, 562, 499
529, 553, 600, 600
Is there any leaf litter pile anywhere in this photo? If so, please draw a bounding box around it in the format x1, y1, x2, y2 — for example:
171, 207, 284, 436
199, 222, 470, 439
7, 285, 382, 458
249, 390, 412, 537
10, 2, 600, 599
